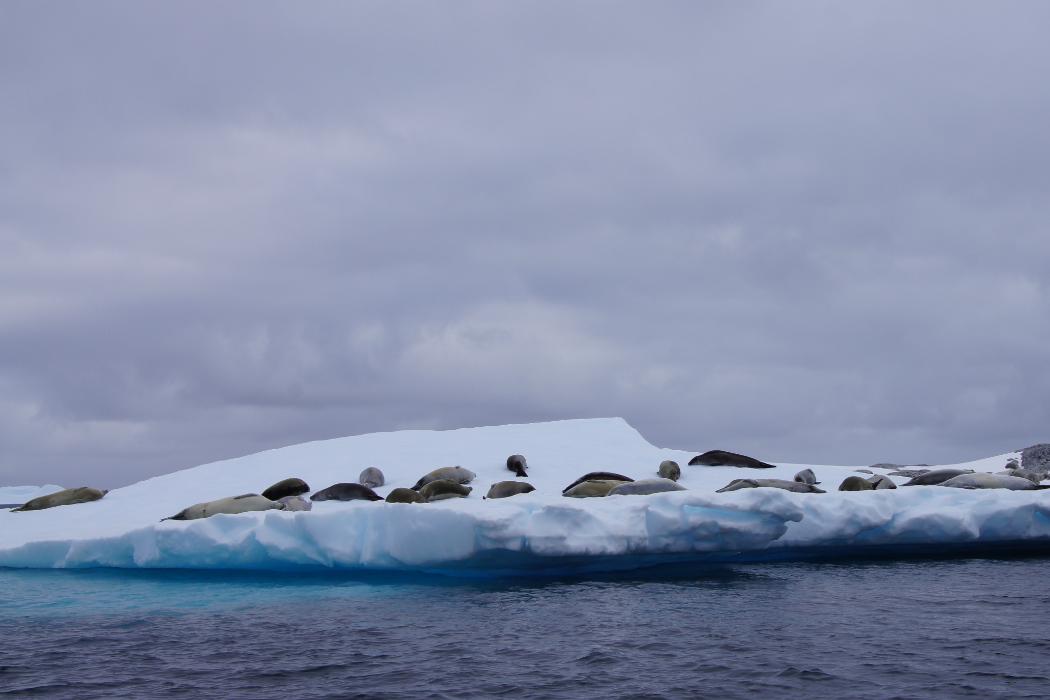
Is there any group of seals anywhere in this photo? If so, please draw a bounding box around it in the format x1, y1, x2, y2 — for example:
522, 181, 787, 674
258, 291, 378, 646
11, 487, 108, 512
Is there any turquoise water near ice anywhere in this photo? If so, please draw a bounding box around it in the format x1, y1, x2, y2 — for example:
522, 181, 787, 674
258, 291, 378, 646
2, 556, 1050, 698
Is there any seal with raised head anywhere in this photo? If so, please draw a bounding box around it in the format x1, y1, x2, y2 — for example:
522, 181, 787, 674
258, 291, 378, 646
163, 493, 283, 521
12, 487, 108, 512
838, 476, 875, 491
419, 479, 472, 502
563, 480, 624, 498
261, 478, 310, 501
561, 472, 633, 494
688, 450, 776, 469
794, 469, 818, 485
658, 460, 681, 481
277, 495, 313, 511
940, 473, 1039, 490
311, 483, 382, 502
485, 481, 535, 499
506, 454, 528, 478
411, 466, 476, 491
608, 478, 685, 496
358, 467, 385, 489
867, 474, 897, 490
386, 487, 426, 504
902, 469, 974, 486
716, 479, 824, 494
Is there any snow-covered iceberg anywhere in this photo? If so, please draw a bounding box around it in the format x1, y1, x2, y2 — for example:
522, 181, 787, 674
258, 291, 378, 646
1, 418, 1047, 574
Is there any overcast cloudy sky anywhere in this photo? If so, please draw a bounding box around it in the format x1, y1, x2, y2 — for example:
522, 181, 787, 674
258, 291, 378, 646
2, 2, 1049, 487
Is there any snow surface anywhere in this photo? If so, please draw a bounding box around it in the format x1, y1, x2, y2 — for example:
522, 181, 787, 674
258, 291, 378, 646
1, 418, 1046, 574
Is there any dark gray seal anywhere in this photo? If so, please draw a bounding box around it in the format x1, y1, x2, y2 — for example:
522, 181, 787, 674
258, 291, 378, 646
688, 450, 776, 469
12, 487, 108, 512
386, 487, 426, 504
163, 493, 283, 521
563, 480, 624, 498
358, 467, 385, 489
411, 466, 476, 491
838, 476, 874, 491
657, 460, 681, 481
608, 478, 685, 496
940, 473, 1038, 490
902, 469, 974, 486
311, 483, 382, 502
561, 472, 633, 494
419, 479, 472, 502
261, 478, 310, 501
277, 495, 312, 511
485, 481, 535, 499
716, 479, 824, 494
793, 469, 818, 485
506, 454, 528, 478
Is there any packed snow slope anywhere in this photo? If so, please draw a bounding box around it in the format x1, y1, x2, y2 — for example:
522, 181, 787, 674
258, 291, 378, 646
1, 418, 1048, 573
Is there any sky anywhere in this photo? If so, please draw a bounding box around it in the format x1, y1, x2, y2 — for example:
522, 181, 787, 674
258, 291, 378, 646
2, 1, 1049, 488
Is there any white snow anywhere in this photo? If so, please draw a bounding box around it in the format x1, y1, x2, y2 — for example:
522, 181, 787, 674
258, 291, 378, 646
0, 418, 1045, 573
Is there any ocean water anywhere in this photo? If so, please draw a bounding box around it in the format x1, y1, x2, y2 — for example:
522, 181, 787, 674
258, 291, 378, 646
2, 556, 1049, 699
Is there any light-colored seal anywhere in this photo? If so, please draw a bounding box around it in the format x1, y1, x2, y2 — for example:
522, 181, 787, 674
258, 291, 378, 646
716, 479, 825, 494
386, 487, 426, 504
688, 450, 776, 469
608, 478, 685, 496
412, 466, 476, 491
311, 483, 383, 502
793, 469, 818, 485
506, 454, 528, 478
940, 473, 1038, 490
867, 474, 897, 490
163, 493, 283, 521
277, 495, 312, 511
485, 481, 535, 499
358, 467, 385, 489
838, 476, 874, 491
998, 469, 1041, 484
261, 478, 310, 501
12, 487, 108, 512
419, 479, 472, 502
561, 472, 633, 494
658, 460, 681, 481
563, 480, 624, 498
902, 469, 974, 486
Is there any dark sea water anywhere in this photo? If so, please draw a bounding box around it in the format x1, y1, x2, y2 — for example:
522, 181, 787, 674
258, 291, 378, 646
2, 556, 1049, 699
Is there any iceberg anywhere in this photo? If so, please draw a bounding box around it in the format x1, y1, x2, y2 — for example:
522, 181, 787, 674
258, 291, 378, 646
1, 418, 1047, 574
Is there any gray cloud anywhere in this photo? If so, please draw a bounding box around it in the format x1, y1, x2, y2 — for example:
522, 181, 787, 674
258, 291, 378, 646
2, 1, 1049, 487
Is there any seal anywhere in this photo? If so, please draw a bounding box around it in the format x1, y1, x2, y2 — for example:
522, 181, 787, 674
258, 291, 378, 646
688, 450, 776, 469
506, 454, 528, 478
561, 472, 633, 494
867, 474, 897, 490
358, 467, 385, 489
485, 481, 535, 499
998, 469, 1041, 484
12, 487, 108, 512
562, 480, 624, 498
386, 487, 426, 504
657, 460, 681, 481
940, 473, 1039, 490
607, 478, 685, 496
261, 478, 310, 501
716, 478, 824, 494
277, 495, 313, 511
411, 466, 476, 491
888, 469, 931, 478
419, 479, 472, 502
838, 476, 874, 491
902, 469, 974, 486
311, 483, 383, 502
163, 493, 284, 521
793, 469, 818, 485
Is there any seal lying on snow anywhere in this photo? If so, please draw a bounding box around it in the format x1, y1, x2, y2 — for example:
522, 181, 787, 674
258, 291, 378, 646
261, 478, 310, 501
163, 494, 283, 521
608, 478, 685, 496
839, 476, 874, 491
386, 487, 426, 504
277, 495, 312, 511
358, 467, 385, 489
12, 487, 108, 512
563, 480, 625, 498
902, 469, 973, 486
561, 472, 633, 493
411, 467, 476, 491
794, 469, 818, 485
485, 481, 535, 499
506, 454, 528, 478
658, 460, 681, 481
867, 474, 897, 490
939, 473, 1040, 490
419, 479, 472, 502
688, 450, 776, 469
311, 483, 383, 502
716, 479, 825, 494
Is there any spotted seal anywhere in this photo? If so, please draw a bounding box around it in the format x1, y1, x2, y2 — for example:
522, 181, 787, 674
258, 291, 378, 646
162, 493, 283, 521
311, 483, 382, 502
608, 478, 685, 496
485, 481, 536, 499
506, 454, 528, 478
657, 460, 681, 481
261, 478, 310, 501
716, 479, 825, 494
688, 450, 776, 469
358, 467, 385, 489
12, 487, 108, 512
419, 479, 472, 502
411, 467, 476, 491
561, 472, 633, 494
